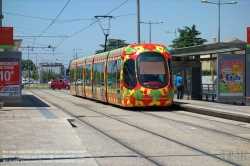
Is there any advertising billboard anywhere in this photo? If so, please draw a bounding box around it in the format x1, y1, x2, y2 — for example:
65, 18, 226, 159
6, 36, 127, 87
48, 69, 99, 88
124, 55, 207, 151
219, 60, 244, 96
217, 54, 245, 103
0, 58, 20, 96
0, 52, 22, 102
0, 27, 13, 49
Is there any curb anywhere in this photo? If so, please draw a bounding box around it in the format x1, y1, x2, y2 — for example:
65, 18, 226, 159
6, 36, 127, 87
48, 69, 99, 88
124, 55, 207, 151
172, 103, 250, 123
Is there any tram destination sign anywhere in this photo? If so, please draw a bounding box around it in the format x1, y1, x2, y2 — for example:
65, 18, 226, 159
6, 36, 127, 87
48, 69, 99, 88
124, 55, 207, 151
0, 58, 20, 96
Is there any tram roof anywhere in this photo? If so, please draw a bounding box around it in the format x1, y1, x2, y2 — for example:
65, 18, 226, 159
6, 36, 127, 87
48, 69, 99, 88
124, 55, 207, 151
169, 42, 246, 57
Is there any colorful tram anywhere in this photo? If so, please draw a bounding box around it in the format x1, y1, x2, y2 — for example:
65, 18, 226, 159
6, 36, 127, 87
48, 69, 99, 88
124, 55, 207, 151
69, 43, 174, 107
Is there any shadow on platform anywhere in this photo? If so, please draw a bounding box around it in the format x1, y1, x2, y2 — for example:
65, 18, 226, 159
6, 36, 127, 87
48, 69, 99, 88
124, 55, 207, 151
3, 95, 50, 107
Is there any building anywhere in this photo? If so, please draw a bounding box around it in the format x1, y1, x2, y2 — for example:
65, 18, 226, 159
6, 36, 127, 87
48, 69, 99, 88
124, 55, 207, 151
37, 62, 66, 78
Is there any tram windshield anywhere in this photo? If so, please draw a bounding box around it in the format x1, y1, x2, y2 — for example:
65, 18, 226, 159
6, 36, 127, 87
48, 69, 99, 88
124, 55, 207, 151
137, 52, 168, 89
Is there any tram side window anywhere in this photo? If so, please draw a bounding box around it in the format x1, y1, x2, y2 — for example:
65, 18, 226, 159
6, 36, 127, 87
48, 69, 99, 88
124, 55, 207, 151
117, 59, 121, 88
93, 63, 102, 86
168, 58, 172, 86
107, 60, 115, 86
77, 66, 83, 85
70, 67, 74, 84
123, 59, 136, 89
100, 62, 104, 86
93, 63, 98, 86
86, 64, 91, 86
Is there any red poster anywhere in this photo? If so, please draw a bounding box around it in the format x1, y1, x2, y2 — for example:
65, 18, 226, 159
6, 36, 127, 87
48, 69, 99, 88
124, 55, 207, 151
0, 58, 20, 96
0, 27, 13, 45
247, 27, 250, 44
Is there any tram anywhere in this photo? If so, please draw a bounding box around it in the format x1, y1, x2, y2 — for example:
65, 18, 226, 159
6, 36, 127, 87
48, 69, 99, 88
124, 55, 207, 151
69, 43, 174, 107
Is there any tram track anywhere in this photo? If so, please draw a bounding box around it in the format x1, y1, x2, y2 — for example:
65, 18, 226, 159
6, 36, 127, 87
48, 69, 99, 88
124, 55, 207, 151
140, 112, 250, 142
59, 90, 250, 133
29, 89, 245, 165
170, 111, 250, 129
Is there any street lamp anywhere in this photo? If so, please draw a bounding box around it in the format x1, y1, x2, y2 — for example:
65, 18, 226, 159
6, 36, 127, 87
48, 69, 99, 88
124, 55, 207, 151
166, 30, 178, 48
140, 21, 163, 43
201, 0, 237, 42
73, 48, 81, 59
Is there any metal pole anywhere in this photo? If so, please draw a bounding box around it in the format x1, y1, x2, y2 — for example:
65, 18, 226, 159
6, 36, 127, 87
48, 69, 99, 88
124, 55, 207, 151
137, 0, 140, 44
104, 34, 108, 52
36, 56, 37, 80
0, 0, 2, 27
73, 49, 75, 59
41, 59, 43, 83
174, 29, 177, 40
149, 21, 151, 43
218, 0, 221, 42
175, 29, 177, 48
28, 46, 30, 86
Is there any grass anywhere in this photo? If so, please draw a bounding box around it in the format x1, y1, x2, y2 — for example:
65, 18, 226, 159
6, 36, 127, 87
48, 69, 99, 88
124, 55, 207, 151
23, 83, 50, 89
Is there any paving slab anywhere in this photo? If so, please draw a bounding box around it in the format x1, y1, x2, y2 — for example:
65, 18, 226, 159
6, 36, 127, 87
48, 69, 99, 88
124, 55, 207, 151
173, 96, 250, 123
0, 94, 98, 165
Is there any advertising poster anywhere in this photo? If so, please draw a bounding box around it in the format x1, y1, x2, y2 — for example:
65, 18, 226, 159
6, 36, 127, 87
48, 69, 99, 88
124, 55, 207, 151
0, 27, 13, 49
0, 58, 20, 96
219, 60, 244, 96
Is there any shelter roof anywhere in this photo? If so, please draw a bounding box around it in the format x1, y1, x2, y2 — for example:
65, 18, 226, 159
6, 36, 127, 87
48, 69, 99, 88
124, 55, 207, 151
169, 42, 246, 57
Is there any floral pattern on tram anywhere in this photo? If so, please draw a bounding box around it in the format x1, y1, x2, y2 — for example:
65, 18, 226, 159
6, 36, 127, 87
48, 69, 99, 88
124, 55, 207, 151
120, 44, 173, 107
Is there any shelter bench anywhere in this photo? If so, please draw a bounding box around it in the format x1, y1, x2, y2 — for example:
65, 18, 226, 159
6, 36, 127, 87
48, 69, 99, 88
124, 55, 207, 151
199, 92, 217, 102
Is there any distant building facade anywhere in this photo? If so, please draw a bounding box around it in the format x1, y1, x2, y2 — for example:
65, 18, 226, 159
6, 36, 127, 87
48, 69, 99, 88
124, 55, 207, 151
37, 62, 66, 77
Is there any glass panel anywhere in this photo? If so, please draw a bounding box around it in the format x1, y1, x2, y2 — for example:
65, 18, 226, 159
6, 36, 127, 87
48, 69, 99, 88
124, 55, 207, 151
168, 59, 173, 86
137, 52, 167, 89
117, 59, 121, 88
77, 66, 83, 85
123, 59, 136, 89
85, 64, 91, 86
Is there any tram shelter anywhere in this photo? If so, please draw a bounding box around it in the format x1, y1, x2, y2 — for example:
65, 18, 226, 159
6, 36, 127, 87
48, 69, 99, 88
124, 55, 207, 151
169, 41, 250, 106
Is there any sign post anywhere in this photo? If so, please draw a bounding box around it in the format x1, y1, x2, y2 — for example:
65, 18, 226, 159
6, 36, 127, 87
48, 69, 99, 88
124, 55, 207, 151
246, 27, 250, 106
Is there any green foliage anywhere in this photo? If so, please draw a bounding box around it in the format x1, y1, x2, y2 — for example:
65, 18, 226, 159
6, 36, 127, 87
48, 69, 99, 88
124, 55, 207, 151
169, 25, 207, 49
202, 70, 217, 76
40, 69, 62, 83
95, 39, 130, 53
21, 60, 35, 71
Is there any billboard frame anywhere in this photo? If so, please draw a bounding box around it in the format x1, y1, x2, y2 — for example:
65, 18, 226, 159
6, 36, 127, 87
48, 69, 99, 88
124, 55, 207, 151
0, 52, 22, 102
217, 54, 245, 103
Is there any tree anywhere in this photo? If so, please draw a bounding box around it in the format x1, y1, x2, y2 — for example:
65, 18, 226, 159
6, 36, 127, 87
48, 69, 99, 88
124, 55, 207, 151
169, 25, 207, 49
21, 59, 35, 71
22, 60, 35, 79
40, 69, 62, 83
31, 64, 39, 80
95, 39, 130, 54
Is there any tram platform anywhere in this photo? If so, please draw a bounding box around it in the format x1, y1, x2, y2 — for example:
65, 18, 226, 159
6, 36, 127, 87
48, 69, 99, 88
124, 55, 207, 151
0, 92, 249, 165
173, 96, 250, 123
0, 92, 98, 165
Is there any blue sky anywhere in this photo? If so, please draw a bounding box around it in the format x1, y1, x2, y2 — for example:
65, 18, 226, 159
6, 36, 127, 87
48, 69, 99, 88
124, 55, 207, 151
3, 0, 250, 67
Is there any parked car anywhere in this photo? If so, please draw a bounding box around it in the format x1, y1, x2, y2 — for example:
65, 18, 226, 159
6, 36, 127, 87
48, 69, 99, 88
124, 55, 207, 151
76, 79, 83, 85
22, 79, 28, 84
48, 79, 53, 84
50, 79, 70, 90
107, 79, 113, 85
